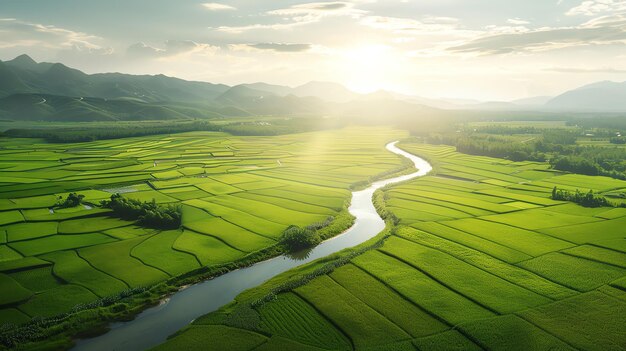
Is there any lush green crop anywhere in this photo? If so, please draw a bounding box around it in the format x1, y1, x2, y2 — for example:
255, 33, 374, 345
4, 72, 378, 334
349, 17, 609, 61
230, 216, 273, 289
257, 292, 350, 350
295, 275, 410, 348
160, 139, 625, 351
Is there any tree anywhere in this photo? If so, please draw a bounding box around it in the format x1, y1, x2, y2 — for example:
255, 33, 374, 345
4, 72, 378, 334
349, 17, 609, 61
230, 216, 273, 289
279, 225, 321, 251
57, 193, 85, 208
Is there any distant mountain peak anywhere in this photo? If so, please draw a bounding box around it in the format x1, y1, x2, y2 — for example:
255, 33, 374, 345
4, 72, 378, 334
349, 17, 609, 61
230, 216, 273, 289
5, 54, 38, 70
547, 80, 626, 112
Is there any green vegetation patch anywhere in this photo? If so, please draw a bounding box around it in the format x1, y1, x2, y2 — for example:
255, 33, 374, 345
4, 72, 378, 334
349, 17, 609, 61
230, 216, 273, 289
459, 315, 575, 351
257, 292, 351, 350
58, 217, 131, 234
79, 236, 170, 287
152, 325, 268, 351
480, 208, 602, 230
329, 263, 447, 338
396, 227, 576, 300
412, 330, 481, 351
295, 275, 410, 348
9, 233, 116, 256
442, 218, 573, 257
0, 273, 33, 306
132, 230, 200, 276
517, 252, 625, 291
381, 237, 551, 313
539, 216, 626, 244
519, 291, 626, 351
183, 216, 275, 252
42, 250, 129, 297
0, 211, 24, 226
17, 284, 98, 318
5, 222, 58, 242
173, 230, 246, 266
352, 250, 494, 325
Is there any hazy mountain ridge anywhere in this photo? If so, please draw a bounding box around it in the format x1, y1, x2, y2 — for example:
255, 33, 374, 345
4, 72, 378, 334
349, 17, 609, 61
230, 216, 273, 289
546, 81, 626, 112
0, 54, 624, 122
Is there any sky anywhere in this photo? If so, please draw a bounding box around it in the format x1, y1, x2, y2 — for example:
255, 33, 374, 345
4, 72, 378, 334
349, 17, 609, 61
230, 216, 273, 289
1, 0, 626, 101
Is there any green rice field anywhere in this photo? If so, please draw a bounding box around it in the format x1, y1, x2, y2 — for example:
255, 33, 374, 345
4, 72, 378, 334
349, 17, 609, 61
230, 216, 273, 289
0, 127, 408, 325
159, 141, 626, 350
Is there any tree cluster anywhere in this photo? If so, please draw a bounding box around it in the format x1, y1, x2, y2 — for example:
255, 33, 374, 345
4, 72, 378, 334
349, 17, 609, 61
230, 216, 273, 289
56, 193, 85, 208
101, 194, 181, 229
551, 186, 615, 208
427, 127, 626, 181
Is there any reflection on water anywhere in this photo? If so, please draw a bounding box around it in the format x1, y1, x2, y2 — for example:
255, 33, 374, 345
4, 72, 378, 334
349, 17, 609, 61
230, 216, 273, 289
283, 247, 314, 261
73, 141, 432, 351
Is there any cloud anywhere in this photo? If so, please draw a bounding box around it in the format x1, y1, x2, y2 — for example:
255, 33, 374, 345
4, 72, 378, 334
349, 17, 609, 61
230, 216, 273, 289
566, 0, 626, 16
267, 1, 354, 16
507, 18, 530, 25
448, 13, 626, 54
0, 18, 111, 54
245, 43, 312, 52
359, 15, 461, 34
127, 40, 217, 59
215, 1, 365, 33
201, 3, 236, 11
544, 66, 626, 73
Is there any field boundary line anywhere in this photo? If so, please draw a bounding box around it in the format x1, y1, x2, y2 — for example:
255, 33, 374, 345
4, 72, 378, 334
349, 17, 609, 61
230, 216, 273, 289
392, 234, 561, 302
326, 273, 414, 340
514, 313, 583, 351
185, 203, 277, 240
181, 228, 248, 254
471, 217, 578, 246
388, 192, 491, 217
75, 250, 131, 289
378, 250, 501, 315
233, 192, 341, 214
408, 224, 531, 263
129, 234, 173, 278
350, 261, 453, 328
435, 221, 538, 257
291, 290, 356, 351
559, 251, 626, 270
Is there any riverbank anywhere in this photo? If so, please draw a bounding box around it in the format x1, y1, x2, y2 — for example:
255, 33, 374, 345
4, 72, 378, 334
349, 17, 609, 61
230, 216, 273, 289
0, 141, 422, 351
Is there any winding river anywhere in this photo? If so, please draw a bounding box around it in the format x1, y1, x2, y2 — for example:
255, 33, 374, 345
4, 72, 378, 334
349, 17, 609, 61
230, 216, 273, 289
72, 141, 432, 351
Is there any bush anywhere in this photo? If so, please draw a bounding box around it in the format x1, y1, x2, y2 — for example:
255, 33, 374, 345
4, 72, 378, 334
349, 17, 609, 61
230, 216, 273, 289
56, 193, 85, 208
101, 194, 181, 229
551, 186, 616, 208
279, 225, 321, 251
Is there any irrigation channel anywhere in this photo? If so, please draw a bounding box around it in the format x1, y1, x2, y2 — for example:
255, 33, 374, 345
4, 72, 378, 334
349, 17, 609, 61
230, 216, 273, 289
73, 141, 432, 351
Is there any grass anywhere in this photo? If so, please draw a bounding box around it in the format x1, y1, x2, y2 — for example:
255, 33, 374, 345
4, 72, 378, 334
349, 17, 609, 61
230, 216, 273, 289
17, 284, 99, 318
155, 139, 626, 351
295, 275, 411, 348
441, 218, 573, 257
329, 263, 447, 337
152, 325, 268, 351
257, 292, 351, 350
459, 315, 576, 351
5, 222, 58, 242
79, 236, 170, 287
0, 273, 32, 306
9, 233, 116, 256
380, 236, 551, 314
352, 250, 495, 325
517, 252, 625, 291
172, 230, 246, 266
42, 250, 129, 297
131, 230, 200, 276
0, 127, 410, 327
519, 291, 626, 350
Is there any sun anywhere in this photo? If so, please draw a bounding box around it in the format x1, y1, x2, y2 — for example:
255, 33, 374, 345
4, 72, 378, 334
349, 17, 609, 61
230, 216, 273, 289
337, 44, 396, 94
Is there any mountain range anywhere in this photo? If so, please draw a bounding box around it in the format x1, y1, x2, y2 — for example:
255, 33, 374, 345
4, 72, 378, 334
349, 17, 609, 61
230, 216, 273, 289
0, 54, 624, 121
